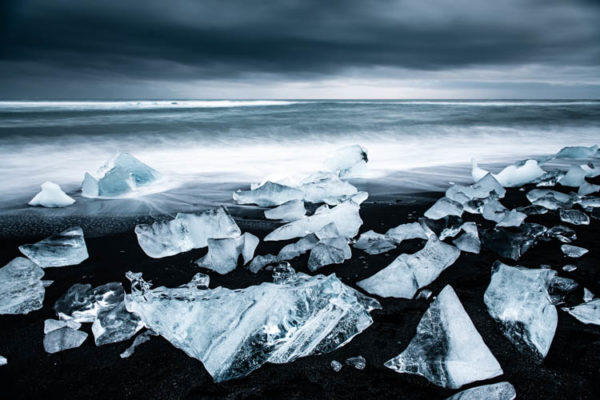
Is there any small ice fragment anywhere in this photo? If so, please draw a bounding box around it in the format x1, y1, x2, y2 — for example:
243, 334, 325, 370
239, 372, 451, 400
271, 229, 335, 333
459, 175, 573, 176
120, 331, 158, 359
385, 286, 503, 389
196, 233, 259, 274
562, 299, 600, 326
472, 160, 545, 187
247, 254, 280, 273
554, 145, 599, 159
264, 200, 306, 222
330, 360, 343, 372
561, 244, 588, 258
416, 289, 433, 300
546, 225, 577, 243
0, 356, 6, 366
547, 276, 579, 305
516, 205, 548, 215
559, 209, 590, 226
92, 302, 143, 346
482, 223, 546, 260
440, 225, 462, 240
385, 222, 428, 243
445, 382, 516, 400
353, 230, 396, 255
0, 257, 46, 315
19, 227, 88, 268
44, 319, 81, 333
233, 181, 303, 207
452, 222, 480, 254
482, 198, 508, 223
28, 181, 75, 208
583, 288, 595, 302
324, 145, 368, 177
308, 238, 351, 271
184, 273, 210, 289
43, 327, 88, 354
54, 282, 125, 323
562, 264, 577, 272
345, 355, 366, 370
424, 197, 463, 220
272, 262, 296, 283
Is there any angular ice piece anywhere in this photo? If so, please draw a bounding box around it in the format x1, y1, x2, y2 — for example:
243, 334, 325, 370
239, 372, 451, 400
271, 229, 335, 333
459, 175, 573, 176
416, 289, 433, 300
271, 262, 296, 284
330, 360, 343, 372
472, 160, 545, 187
247, 254, 280, 273
482, 198, 508, 223
265, 200, 362, 241
584, 288, 595, 303
184, 272, 210, 289
562, 264, 577, 272
561, 244, 588, 258
350, 191, 369, 205
43, 327, 88, 354
577, 195, 600, 210
82, 153, 160, 198
559, 209, 590, 226
307, 239, 351, 271
452, 223, 480, 254
385, 222, 429, 243
300, 175, 359, 205
264, 200, 306, 222
445, 382, 516, 400
562, 299, 600, 326
19, 227, 88, 268
534, 170, 565, 187
516, 205, 548, 216
558, 165, 588, 187
324, 145, 368, 177
484, 261, 557, 358
440, 225, 462, 240
482, 223, 546, 260
135, 207, 241, 258
345, 355, 366, 370
92, 302, 143, 346
526, 189, 574, 210
357, 237, 460, 299
353, 230, 396, 255
196, 233, 259, 274
424, 197, 464, 220
120, 330, 158, 358
554, 144, 599, 159
496, 210, 527, 228
233, 181, 303, 207
125, 272, 380, 382
385, 286, 503, 389
547, 276, 579, 305
546, 225, 577, 243
578, 182, 600, 196
0, 257, 46, 315
0, 356, 6, 366
278, 234, 319, 260
28, 181, 75, 208
44, 319, 81, 333
55, 282, 125, 323
446, 174, 506, 205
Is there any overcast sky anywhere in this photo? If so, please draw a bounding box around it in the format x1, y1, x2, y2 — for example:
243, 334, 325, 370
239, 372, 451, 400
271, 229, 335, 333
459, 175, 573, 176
1, 0, 599, 99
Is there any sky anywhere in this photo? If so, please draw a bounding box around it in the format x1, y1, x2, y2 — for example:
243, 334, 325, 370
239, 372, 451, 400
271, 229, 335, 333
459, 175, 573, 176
1, 0, 599, 99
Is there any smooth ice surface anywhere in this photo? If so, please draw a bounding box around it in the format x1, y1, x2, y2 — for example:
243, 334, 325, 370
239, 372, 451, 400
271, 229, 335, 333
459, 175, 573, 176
472, 159, 545, 187
43, 327, 88, 354
248, 235, 319, 273
44, 319, 81, 333
234, 181, 303, 207
264, 200, 306, 222
385, 286, 503, 389
55, 282, 125, 323
562, 264, 577, 272
324, 145, 368, 177
196, 233, 259, 274
386, 222, 429, 243
0, 257, 46, 315
558, 166, 589, 187
561, 244, 588, 258
424, 197, 464, 220
265, 200, 362, 241
445, 382, 517, 400
120, 331, 158, 359
28, 181, 75, 208
307, 238, 351, 271
559, 209, 590, 225
578, 182, 600, 196
482, 223, 546, 260
484, 261, 557, 358
357, 237, 460, 299
345, 355, 366, 370
353, 230, 396, 255
452, 222, 480, 254
125, 271, 380, 382
19, 227, 88, 268
577, 196, 600, 210
562, 299, 600, 326
135, 207, 241, 258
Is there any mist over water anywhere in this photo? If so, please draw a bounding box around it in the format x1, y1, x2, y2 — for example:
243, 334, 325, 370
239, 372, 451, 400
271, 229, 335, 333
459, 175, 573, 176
1, 100, 599, 216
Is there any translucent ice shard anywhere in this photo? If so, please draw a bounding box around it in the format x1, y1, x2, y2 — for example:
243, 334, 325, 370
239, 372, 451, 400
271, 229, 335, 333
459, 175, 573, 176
43, 327, 88, 354
54, 282, 125, 323
135, 207, 241, 258
300, 174, 359, 205
357, 237, 460, 299
558, 165, 589, 187
264, 200, 306, 222
19, 227, 88, 268
331, 360, 343, 372
271, 262, 296, 284
44, 319, 81, 333
554, 144, 599, 159
445, 382, 516, 400
233, 181, 304, 207
345, 355, 366, 370
307, 238, 351, 271
562, 299, 600, 326
452, 222, 480, 254
559, 209, 590, 225
424, 197, 464, 220
0, 257, 46, 315
248, 254, 281, 273
497, 210, 527, 228
482, 223, 546, 260
583, 288, 595, 303
386, 222, 429, 243
353, 230, 396, 255
92, 302, 143, 346
385, 286, 503, 389
472, 160, 545, 187
446, 174, 506, 205
561, 244, 588, 258
28, 181, 75, 208
120, 330, 158, 358
125, 271, 380, 382
324, 144, 368, 177
196, 233, 259, 274
484, 261, 557, 358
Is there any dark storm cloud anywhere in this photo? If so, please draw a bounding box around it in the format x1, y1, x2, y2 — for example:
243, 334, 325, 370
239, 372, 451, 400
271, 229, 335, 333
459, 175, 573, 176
0, 0, 599, 97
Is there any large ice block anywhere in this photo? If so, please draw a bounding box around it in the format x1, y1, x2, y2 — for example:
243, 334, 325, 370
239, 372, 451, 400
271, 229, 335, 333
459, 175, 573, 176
28, 181, 75, 208
135, 207, 241, 258
562, 299, 600, 326
445, 382, 516, 400
19, 227, 88, 268
324, 144, 368, 177
196, 233, 259, 274
385, 286, 503, 389
264, 200, 306, 222
424, 197, 464, 220
472, 159, 545, 187
0, 257, 46, 315
125, 271, 380, 382
300, 174, 359, 205
233, 181, 304, 207
43, 327, 88, 354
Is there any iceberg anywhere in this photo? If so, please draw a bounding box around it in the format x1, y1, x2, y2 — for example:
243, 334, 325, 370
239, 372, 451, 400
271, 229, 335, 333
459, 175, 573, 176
324, 144, 368, 177
386, 222, 429, 243
233, 181, 303, 207
82, 153, 160, 198
307, 238, 352, 271
125, 271, 380, 382
452, 222, 481, 254
385, 286, 503, 389
554, 145, 599, 159
472, 159, 545, 187
353, 230, 396, 255
345, 355, 366, 370
19, 227, 88, 268
28, 181, 75, 208
546, 225, 577, 243
357, 237, 460, 299
0, 257, 46, 315
424, 197, 464, 220
264, 200, 306, 222
562, 299, 600, 326
445, 382, 516, 400
135, 207, 241, 258
482, 223, 546, 260
120, 331, 158, 359
43, 327, 88, 354
484, 261, 557, 358
196, 233, 259, 274
561, 244, 588, 258
559, 209, 590, 226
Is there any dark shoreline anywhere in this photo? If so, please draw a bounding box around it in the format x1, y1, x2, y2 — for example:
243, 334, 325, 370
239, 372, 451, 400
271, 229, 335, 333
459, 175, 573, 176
0, 187, 599, 400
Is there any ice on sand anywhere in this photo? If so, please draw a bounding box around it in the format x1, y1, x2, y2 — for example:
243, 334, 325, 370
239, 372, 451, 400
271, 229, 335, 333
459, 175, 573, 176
82, 153, 160, 198
135, 207, 241, 258
526, 189, 574, 210
196, 233, 259, 274
353, 230, 396, 255
386, 222, 429, 243
484, 261, 557, 359
424, 197, 463, 220
300, 174, 359, 205
55, 282, 125, 323
559, 209, 590, 225
445, 382, 516, 400
120, 331, 158, 359
546, 225, 577, 243
562, 299, 600, 326
125, 271, 380, 382
446, 174, 506, 205
561, 244, 588, 258
43, 327, 88, 354
345, 355, 366, 370
357, 237, 460, 299
264, 200, 306, 222
19, 227, 88, 268
452, 222, 481, 254
331, 360, 343, 372
307, 238, 352, 271
472, 159, 545, 187
233, 181, 303, 207
28, 181, 75, 208
482, 223, 546, 260
324, 145, 368, 177
481, 198, 526, 227
0, 257, 46, 315
92, 302, 143, 346
385, 286, 503, 389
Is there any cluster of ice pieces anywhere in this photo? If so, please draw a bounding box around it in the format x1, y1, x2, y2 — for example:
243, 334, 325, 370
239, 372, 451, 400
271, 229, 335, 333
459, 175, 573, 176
28, 181, 75, 208
19, 227, 89, 268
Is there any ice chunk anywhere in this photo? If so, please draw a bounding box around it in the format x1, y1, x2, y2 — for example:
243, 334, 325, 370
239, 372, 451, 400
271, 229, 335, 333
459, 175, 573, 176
562, 299, 600, 326
82, 153, 160, 198
446, 174, 506, 204
578, 182, 600, 196
345, 355, 366, 370
424, 197, 464, 220
135, 207, 241, 258
234, 181, 303, 207
43, 327, 88, 354
120, 331, 158, 359
0, 257, 46, 315
445, 382, 516, 400
516, 205, 548, 215
472, 160, 545, 187
484, 261, 557, 358
546, 225, 577, 243
265, 200, 362, 241
554, 144, 599, 159
271, 262, 296, 284
559, 209, 590, 226
386, 222, 429, 243
44, 319, 81, 333
125, 272, 380, 382
185, 272, 210, 289
482, 223, 546, 260
330, 360, 343, 372
577, 196, 600, 210
353, 230, 396, 255
279, 234, 320, 260
92, 302, 143, 346
547, 276, 579, 305
385, 286, 503, 389
307, 239, 351, 271
19, 227, 88, 268
324, 145, 368, 177
264, 200, 306, 222
55, 282, 125, 323
482, 198, 508, 223
440, 225, 462, 240
526, 189, 574, 210
558, 165, 589, 187
300, 175, 359, 205
28, 181, 75, 208
562, 264, 577, 272
583, 288, 595, 303
357, 237, 460, 299
534, 170, 565, 187
452, 222, 480, 254
0, 356, 6, 366
561, 244, 588, 258
416, 289, 433, 300
497, 210, 527, 228
196, 233, 259, 274
315, 222, 342, 239
247, 254, 280, 273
